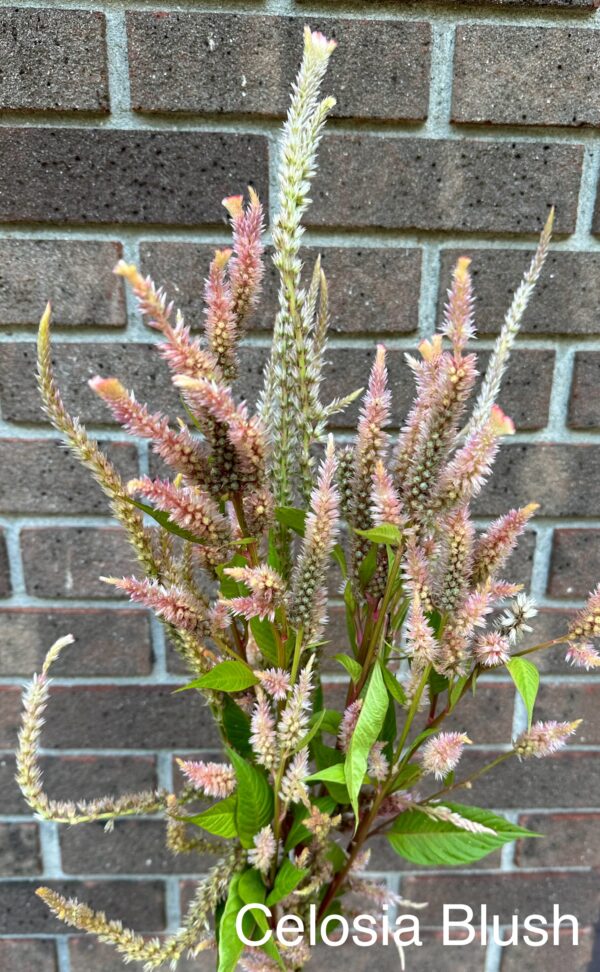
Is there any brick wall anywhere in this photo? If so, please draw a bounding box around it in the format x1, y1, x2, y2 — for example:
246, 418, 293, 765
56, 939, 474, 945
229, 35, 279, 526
1, 2, 600, 971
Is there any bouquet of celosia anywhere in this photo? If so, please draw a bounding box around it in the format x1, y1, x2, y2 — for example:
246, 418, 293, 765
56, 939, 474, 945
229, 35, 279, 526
15, 26, 600, 972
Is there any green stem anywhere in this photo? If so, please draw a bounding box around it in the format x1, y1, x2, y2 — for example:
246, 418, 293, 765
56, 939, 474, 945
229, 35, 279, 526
393, 664, 432, 766
425, 750, 515, 802
290, 626, 304, 683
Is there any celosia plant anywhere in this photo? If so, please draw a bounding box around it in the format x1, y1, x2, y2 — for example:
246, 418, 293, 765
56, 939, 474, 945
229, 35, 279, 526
15, 26, 600, 972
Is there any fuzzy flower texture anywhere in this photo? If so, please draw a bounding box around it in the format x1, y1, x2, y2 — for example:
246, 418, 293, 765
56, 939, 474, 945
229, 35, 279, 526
16, 24, 600, 972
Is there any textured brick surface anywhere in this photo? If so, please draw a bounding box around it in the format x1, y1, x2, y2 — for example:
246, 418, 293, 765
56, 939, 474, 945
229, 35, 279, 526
69, 937, 210, 972
453, 26, 600, 127
0, 129, 268, 225
569, 351, 600, 428
439, 250, 600, 335
0, 439, 138, 514
530, 682, 600, 743
21, 527, 136, 599
517, 812, 600, 867
61, 819, 216, 875
459, 750, 600, 809
0, 529, 10, 598
0, 940, 57, 972
0, 9, 108, 113
0, 240, 125, 327
141, 242, 423, 335
548, 529, 600, 598
0, 822, 41, 876
0, 880, 165, 934
501, 930, 596, 972
128, 13, 431, 121
311, 138, 581, 234
473, 444, 600, 518
0, 608, 152, 676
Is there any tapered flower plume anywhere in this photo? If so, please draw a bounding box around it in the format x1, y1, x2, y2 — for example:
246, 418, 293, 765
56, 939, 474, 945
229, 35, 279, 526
248, 825, 277, 874
515, 720, 581, 759
127, 476, 231, 546
278, 658, 314, 752
473, 631, 511, 667
566, 641, 600, 670
402, 537, 434, 614
223, 187, 265, 331
436, 505, 475, 614
256, 668, 291, 701
104, 576, 207, 635
367, 742, 389, 783
250, 690, 278, 771
442, 256, 475, 355
371, 460, 404, 527
280, 748, 310, 806
568, 583, 600, 640
405, 595, 438, 665
471, 503, 539, 585
203, 249, 237, 380
222, 565, 285, 622
176, 759, 236, 798
89, 376, 208, 483
338, 699, 363, 753
421, 732, 472, 780
289, 436, 340, 642
114, 261, 217, 381
436, 405, 515, 510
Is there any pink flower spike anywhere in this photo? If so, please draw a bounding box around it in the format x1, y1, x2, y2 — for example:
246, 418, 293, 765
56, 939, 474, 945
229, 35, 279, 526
256, 668, 291, 701
515, 720, 581, 759
473, 631, 511, 667
224, 565, 285, 622
250, 690, 278, 771
104, 576, 207, 635
248, 825, 276, 875
371, 460, 404, 527
176, 759, 236, 798
368, 742, 389, 783
421, 731, 472, 780
569, 583, 600, 640
442, 256, 475, 355
566, 642, 600, 670
338, 699, 363, 753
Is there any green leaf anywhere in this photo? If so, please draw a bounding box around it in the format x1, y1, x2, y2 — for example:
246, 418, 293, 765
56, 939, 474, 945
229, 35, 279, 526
127, 498, 206, 545
429, 669, 449, 696
267, 859, 309, 906
192, 661, 258, 693
382, 665, 407, 706
249, 617, 280, 666
335, 654, 362, 683
506, 657, 539, 729
319, 710, 342, 736
275, 506, 306, 536
389, 762, 422, 792
332, 543, 347, 579
450, 675, 470, 708
228, 748, 274, 849
306, 756, 348, 802
217, 554, 247, 598
358, 543, 378, 587
293, 710, 326, 755
343, 581, 359, 656
306, 763, 347, 785
354, 524, 402, 546
222, 696, 252, 757
388, 802, 540, 868
217, 873, 246, 972
238, 870, 284, 969
185, 795, 238, 839
345, 662, 388, 820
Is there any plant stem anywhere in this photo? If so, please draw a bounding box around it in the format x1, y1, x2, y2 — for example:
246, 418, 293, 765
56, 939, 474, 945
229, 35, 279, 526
290, 626, 304, 683
425, 750, 515, 802
352, 545, 404, 701
393, 664, 432, 765
513, 636, 568, 658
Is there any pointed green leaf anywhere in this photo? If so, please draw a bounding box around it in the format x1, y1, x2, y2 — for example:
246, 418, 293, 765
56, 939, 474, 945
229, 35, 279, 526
185, 795, 238, 838
345, 662, 388, 820
217, 873, 245, 972
388, 802, 540, 867
267, 859, 309, 906
293, 710, 326, 755
358, 543, 378, 586
354, 524, 402, 546
127, 498, 207, 544
249, 617, 280, 666
382, 665, 407, 705
275, 506, 306, 536
306, 763, 346, 785
334, 654, 362, 683
193, 661, 258, 693
222, 695, 252, 757
228, 748, 274, 849
507, 656, 539, 729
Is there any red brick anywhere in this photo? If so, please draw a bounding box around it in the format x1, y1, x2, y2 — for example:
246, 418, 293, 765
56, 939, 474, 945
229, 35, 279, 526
0, 940, 57, 972
128, 13, 430, 121
548, 529, 600, 599
438, 681, 516, 745
20, 527, 136, 599
519, 608, 581, 674
0, 607, 152, 677
0, 240, 125, 327
0, 129, 268, 225
501, 928, 595, 971
517, 812, 600, 867
473, 444, 600, 518
459, 749, 600, 810
529, 682, 600, 744
569, 351, 600, 428
0, 528, 10, 598
70, 936, 210, 972
453, 26, 600, 128
61, 819, 217, 875
0, 9, 108, 112
0, 822, 41, 876
0, 880, 165, 934
310, 137, 580, 234
140, 242, 422, 335
439, 249, 600, 337
0, 754, 157, 816
310, 937, 485, 972
0, 439, 138, 514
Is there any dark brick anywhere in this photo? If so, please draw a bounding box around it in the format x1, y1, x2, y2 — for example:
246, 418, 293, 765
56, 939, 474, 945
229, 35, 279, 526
459, 749, 600, 810
0, 528, 10, 598
70, 936, 209, 972
302, 0, 599, 6
0, 753, 157, 816
0, 240, 125, 327
453, 26, 600, 128
0, 940, 57, 972
61, 819, 216, 875
0, 686, 22, 748
0, 129, 268, 225
440, 681, 516, 745
517, 813, 600, 867
439, 249, 600, 336
140, 242, 422, 335
569, 352, 600, 428
311, 137, 580, 234
548, 529, 600, 599
128, 13, 430, 121
519, 608, 581, 673
0, 439, 138, 514
0, 880, 165, 934
501, 928, 595, 972
0, 9, 108, 112
477, 349, 553, 431
474, 444, 600, 518
0, 822, 41, 876
402, 870, 600, 928
310, 937, 485, 972
0, 608, 152, 677
41, 685, 219, 750
530, 682, 600, 744
21, 527, 136, 599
